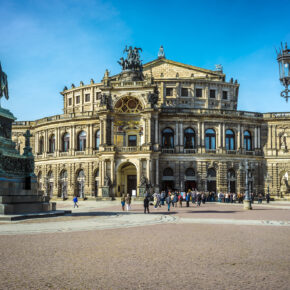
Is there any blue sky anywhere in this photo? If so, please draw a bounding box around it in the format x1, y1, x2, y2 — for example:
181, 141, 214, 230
0, 0, 289, 120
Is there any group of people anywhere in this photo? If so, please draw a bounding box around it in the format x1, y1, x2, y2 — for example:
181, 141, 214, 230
143, 190, 208, 213
217, 192, 270, 204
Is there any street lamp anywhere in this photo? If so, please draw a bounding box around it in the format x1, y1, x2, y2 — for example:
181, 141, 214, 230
264, 173, 272, 197
276, 42, 290, 102
239, 160, 252, 210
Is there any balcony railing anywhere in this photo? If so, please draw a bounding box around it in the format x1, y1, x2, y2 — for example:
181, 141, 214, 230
245, 150, 254, 155
60, 152, 69, 157
205, 149, 216, 153
116, 146, 139, 152
226, 150, 237, 154
162, 148, 175, 154
75, 151, 85, 155
183, 148, 197, 154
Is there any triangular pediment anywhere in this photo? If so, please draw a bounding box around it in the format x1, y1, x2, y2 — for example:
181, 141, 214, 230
143, 58, 223, 79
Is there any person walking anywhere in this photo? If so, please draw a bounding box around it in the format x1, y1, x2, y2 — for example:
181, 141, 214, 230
197, 193, 201, 207
144, 195, 150, 214
266, 192, 270, 203
125, 194, 131, 211
73, 195, 79, 208
161, 191, 165, 205
121, 194, 125, 211
178, 193, 183, 207
186, 192, 190, 207
166, 194, 171, 212
258, 193, 263, 204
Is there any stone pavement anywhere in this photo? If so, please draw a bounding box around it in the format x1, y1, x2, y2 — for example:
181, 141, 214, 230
0, 201, 290, 235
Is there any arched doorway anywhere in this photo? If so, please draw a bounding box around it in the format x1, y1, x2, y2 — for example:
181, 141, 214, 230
76, 170, 85, 198
185, 168, 197, 191
117, 162, 137, 197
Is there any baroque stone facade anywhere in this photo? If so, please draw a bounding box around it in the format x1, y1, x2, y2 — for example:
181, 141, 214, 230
12, 51, 290, 199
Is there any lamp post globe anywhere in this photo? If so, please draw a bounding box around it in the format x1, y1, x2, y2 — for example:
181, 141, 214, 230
277, 42, 290, 102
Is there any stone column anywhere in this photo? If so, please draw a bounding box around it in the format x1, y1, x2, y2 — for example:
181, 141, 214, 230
254, 127, 257, 148
237, 124, 241, 150
155, 117, 158, 144
89, 124, 93, 150
156, 159, 159, 186
103, 119, 107, 145
148, 118, 152, 144
218, 124, 221, 148
197, 122, 201, 146
111, 119, 114, 145
146, 159, 150, 181
240, 125, 244, 149
72, 126, 75, 151
201, 122, 205, 147
175, 122, 179, 146
179, 122, 183, 146
258, 126, 261, 148
222, 123, 225, 148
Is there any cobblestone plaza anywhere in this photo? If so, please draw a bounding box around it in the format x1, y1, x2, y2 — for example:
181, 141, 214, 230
0, 201, 290, 289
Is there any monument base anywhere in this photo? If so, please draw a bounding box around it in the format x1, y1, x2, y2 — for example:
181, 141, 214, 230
243, 199, 252, 210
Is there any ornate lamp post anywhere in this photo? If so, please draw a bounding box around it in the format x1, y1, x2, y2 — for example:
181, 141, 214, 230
277, 42, 290, 102
239, 161, 252, 210
264, 173, 272, 197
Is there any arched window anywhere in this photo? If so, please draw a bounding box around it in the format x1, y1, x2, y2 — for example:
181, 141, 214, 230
162, 128, 174, 148
163, 167, 174, 176
205, 129, 216, 150
184, 128, 195, 149
227, 169, 236, 193
49, 134, 55, 153
207, 168, 216, 178
78, 131, 86, 151
185, 168, 195, 176
62, 133, 70, 152
225, 129, 235, 150
39, 137, 44, 154
244, 130, 252, 151
95, 130, 100, 150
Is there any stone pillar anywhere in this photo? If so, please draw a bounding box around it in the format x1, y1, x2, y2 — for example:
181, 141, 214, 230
155, 118, 158, 144
258, 126, 261, 148
179, 122, 183, 146
222, 123, 225, 148
146, 159, 150, 181
218, 124, 221, 148
240, 125, 244, 149
197, 122, 201, 146
148, 118, 152, 144
111, 119, 114, 145
254, 127, 257, 148
237, 124, 241, 150
156, 159, 159, 186
103, 119, 107, 145
201, 122, 205, 147
175, 122, 179, 146
72, 126, 75, 151
89, 124, 93, 150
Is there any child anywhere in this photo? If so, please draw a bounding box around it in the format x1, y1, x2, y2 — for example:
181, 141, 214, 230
73, 195, 78, 208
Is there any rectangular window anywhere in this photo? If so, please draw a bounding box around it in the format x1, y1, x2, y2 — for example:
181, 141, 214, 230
166, 88, 173, 96
96, 92, 101, 100
181, 88, 189, 97
85, 94, 90, 102
76, 95, 80, 104
68, 98, 72, 106
222, 91, 228, 100
210, 89, 216, 98
128, 135, 137, 146
196, 88, 202, 98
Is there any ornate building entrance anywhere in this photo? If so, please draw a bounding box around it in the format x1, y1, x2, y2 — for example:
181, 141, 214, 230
117, 162, 137, 196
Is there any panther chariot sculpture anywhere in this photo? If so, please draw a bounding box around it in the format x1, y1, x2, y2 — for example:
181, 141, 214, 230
118, 46, 143, 81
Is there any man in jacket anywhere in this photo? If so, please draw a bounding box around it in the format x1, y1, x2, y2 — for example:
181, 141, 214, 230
144, 195, 150, 213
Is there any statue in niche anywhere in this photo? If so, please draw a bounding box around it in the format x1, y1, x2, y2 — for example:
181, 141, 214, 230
147, 86, 159, 107
281, 133, 288, 151
0, 62, 9, 103
280, 172, 289, 197
140, 174, 147, 186
104, 175, 111, 187
100, 94, 111, 109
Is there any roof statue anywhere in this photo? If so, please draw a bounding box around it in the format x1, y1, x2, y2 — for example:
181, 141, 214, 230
158, 45, 165, 59
0, 62, 9, 106
215, 64, 223, 72
118, 46, 143, 71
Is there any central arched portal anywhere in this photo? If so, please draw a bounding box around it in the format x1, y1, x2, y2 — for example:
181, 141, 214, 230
117, 162, 137, 197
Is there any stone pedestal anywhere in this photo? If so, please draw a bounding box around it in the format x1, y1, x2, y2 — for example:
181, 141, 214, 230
138, 186, 146, 197
0, 107, 54, 215
101, 186, 110, 197
243, 199, 252, 210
